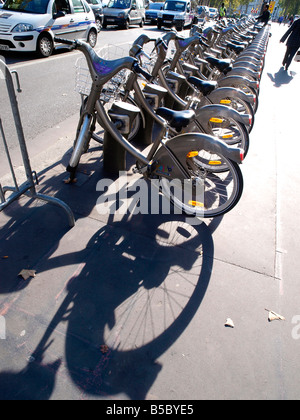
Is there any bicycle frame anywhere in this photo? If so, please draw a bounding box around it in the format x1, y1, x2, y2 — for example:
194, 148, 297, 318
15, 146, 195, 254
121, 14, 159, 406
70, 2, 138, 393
63, 39, 243, 181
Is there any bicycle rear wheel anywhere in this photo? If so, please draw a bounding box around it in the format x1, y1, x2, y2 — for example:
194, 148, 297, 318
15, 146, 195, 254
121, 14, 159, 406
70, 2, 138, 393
160, 155, 243, 219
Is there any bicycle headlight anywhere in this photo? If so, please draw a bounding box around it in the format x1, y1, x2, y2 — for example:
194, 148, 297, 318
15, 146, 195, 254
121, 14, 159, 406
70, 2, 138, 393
12, 23, 34, 32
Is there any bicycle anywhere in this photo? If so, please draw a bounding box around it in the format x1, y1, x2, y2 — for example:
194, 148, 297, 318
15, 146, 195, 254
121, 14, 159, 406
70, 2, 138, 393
55, 37, 244, 219
134, 33, 251, 157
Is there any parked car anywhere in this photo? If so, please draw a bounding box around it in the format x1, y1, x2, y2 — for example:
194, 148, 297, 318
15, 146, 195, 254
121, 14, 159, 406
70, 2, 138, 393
103, 0, 145, 29
157, 0, 197, 31
197, 5, 209, 17
145, 1, 164, 24
86, 0, 104, 31
0, 0, 98, 57
208, 7, 217, 18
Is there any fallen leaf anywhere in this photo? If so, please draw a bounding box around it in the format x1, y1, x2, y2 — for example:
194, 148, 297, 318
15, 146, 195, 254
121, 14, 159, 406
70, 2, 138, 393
64, 177, 77, 184
265, 309, 285, 322
224, 318, 234, 328
100, 344, 109, 354
18, 269, 36, 281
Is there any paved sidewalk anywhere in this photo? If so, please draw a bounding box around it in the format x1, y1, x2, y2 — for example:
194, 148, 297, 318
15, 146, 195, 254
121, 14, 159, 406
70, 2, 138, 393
0, 22, 300, 400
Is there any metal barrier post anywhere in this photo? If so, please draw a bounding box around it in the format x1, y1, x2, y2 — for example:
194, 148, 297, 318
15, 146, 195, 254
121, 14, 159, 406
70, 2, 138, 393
0, 57, 75, 228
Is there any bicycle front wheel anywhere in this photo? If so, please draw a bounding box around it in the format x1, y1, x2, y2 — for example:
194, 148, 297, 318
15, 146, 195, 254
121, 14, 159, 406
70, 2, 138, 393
160, 155, 243, 219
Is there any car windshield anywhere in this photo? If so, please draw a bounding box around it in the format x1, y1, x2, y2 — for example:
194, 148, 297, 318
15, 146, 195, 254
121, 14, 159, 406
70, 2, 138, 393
164, 1, 186, 12
106, 0, 131, 8
2, 0, 50, 13
148, 2, 162, 9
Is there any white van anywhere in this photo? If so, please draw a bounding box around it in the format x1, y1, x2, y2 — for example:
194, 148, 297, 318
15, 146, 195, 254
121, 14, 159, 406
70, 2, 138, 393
103, 0, 145, 29
157, 0, 197, 31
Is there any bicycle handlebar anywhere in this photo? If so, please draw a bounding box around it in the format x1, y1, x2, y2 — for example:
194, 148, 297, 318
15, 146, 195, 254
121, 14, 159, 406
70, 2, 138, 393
132, 61, 153, 82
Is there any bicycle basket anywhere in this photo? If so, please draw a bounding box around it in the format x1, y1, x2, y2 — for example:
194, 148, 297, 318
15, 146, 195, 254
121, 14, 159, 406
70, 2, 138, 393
75, 43, 132, 101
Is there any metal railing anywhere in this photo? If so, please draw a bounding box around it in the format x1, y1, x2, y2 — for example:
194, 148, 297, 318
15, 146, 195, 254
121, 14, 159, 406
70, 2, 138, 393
0, 57, 75, 228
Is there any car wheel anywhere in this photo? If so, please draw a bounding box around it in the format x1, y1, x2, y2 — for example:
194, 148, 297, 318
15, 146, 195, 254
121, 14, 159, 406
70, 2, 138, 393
88, 29, 97, 48
95, 17, 102, 32
36, 33, 54, 58
123, 19, 130, 29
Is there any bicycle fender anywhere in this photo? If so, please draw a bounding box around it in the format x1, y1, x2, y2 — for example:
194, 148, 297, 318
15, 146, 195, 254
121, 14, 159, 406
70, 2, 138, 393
208, 86, 255, 106
228, 67, 260, 80
217, 75, 259, 92
195, 104, 251, 129
233, 61, 261, 72
152, 133, 242, 180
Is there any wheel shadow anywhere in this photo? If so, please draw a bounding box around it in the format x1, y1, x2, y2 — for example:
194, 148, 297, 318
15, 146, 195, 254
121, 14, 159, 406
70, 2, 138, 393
0, 164, 221, 399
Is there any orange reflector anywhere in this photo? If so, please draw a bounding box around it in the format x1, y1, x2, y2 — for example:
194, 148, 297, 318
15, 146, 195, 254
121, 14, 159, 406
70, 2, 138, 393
222, 134, 233, 139
210, 117, 223, 123
220, 99, 231, 104
187, 151, 199, 158
208, 160, 222, 165
188, 200, 204, 207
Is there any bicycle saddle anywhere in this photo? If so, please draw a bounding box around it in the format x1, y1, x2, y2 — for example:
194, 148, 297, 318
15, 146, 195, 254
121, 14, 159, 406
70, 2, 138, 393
156, 107, 195, 132
226, 42, 244, 54
205, 57, 232, 74
239, 34, 252, 41
188, 77, 217, 96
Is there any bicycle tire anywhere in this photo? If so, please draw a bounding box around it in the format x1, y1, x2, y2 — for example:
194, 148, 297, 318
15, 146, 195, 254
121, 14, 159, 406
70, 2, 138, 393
221, 96, 255, 133
192, 114, 249, 164
67, 114, 93, 178
160, 155, 243, 219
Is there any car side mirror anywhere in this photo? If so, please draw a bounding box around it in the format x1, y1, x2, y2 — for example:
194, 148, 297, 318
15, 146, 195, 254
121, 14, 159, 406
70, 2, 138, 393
53, 10, 65, 19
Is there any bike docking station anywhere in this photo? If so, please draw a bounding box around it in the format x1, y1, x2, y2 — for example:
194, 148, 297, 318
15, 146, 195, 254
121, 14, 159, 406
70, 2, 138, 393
0, 57, 75, 228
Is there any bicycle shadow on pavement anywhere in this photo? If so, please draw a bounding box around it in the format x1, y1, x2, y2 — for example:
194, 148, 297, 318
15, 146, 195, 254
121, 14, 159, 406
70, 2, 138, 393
267, 66, 294, 87
0, 159, 223, 399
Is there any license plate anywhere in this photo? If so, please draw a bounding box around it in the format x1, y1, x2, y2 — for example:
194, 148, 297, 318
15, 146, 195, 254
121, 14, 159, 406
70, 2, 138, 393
107, 18, 115, 21
165, 20, 172, 23
0, 44, 9, 51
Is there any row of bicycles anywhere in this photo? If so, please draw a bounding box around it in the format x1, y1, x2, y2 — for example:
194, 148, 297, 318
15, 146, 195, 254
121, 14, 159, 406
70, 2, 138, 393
56, 16, 270, 219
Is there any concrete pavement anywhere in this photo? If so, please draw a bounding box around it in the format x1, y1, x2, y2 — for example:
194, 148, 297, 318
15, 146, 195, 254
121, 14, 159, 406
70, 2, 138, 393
0, 22, 300, 400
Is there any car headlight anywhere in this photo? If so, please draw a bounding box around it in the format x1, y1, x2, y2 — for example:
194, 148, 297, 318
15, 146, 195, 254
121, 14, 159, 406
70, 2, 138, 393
157, 12, 162, 18
12, 23, 34, 32
174, 14, 183, 19
118, 12, 125, 18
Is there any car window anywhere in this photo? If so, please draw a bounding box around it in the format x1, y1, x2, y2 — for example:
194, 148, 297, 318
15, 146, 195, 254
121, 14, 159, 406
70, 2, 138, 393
53, 0, 71, 14
72, 0, 85, 12
148, 3, 161, 9
107, 0, 131, 8
3, 0, 50, 14
164, 1, 186, 12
